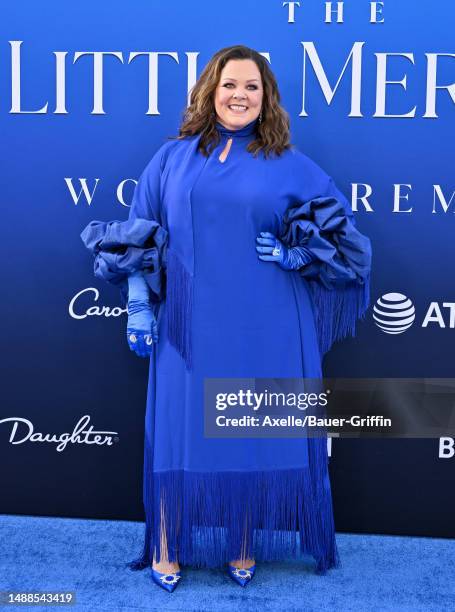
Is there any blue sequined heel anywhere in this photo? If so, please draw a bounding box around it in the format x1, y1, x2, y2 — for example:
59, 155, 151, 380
227, 562, 256, 587
151, 567, 182, 593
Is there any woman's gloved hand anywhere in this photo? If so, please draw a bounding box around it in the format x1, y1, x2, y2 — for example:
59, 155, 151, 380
256, 231, 315, 270
127, 270, 158, 358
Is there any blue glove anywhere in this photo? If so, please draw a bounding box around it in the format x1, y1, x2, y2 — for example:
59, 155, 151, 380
126, 270, 158, 358
256, 231, 315, 270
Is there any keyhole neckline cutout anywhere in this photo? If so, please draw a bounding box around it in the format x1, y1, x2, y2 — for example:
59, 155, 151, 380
218, 137, 233, 163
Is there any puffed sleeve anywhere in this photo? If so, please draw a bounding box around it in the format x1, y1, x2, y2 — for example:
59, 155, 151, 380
80, 142, 174, 307
279, 172, 372, 355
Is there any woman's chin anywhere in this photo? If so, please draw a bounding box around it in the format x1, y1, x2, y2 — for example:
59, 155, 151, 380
221, 111, 254, 127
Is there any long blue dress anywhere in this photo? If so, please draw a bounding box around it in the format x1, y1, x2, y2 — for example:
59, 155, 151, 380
80, 117, 371, 574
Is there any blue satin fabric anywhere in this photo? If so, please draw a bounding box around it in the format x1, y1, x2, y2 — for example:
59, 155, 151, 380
80, 195, 168, 307
126, 270, 158, 355
280, 192, 371, 288
80, 117, 371, 573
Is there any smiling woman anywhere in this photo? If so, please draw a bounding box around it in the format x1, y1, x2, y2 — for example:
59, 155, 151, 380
215, 61, 263, 131
81, 44, 371, 592
215, 61, 262, 162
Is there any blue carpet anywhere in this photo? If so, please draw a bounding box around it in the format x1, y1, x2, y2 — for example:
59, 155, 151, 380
0, 515, 453, 611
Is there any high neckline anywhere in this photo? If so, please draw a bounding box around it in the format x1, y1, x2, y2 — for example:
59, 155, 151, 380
215, 117, 258, 138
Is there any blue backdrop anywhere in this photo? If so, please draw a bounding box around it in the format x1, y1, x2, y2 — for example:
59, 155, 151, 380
0, 1, 453, 536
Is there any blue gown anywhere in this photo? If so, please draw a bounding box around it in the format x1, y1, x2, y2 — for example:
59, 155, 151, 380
80, 117, 371, 574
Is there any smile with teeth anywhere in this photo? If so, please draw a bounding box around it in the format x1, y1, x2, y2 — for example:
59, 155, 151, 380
228, 104, 248, 112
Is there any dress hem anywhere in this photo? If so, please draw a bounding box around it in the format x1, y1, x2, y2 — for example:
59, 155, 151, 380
125, 436, 341, 575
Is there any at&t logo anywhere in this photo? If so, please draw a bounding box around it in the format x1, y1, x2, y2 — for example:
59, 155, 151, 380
373, 292, 455, 335
373, 293, 416, 334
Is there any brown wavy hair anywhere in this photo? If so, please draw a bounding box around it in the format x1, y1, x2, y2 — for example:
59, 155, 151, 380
169, 45, 293, 159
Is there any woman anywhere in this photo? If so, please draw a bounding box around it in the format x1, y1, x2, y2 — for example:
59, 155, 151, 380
81, 45, 371, 592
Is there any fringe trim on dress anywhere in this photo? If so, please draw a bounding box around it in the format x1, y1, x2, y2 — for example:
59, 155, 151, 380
309, 273, 371, 356
125, 436, 341, 575
166, 249, 193, 369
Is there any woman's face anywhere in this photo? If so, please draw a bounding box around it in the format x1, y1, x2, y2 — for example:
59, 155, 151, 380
214, 59, 263, 131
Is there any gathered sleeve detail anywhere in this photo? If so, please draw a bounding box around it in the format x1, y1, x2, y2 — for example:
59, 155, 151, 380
279, 176, 372, 356
280, 192, 371, 289
80, 141, 175, 307
80, 217, 168, 306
